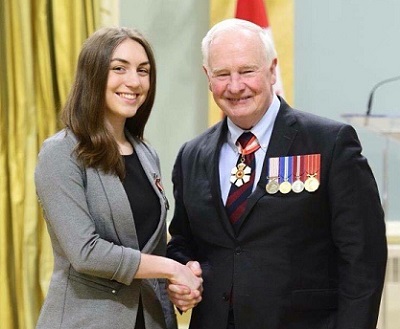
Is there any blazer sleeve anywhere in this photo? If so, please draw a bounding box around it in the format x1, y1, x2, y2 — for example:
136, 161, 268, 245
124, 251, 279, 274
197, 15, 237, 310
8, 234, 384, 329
329, 124, 387, 327
35, 135, 140, 285
167, 143, 197, 265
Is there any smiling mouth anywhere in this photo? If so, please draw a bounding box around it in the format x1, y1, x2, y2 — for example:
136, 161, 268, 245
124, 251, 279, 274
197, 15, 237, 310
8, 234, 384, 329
117, 92, 137, 100
227, 96, 251, 102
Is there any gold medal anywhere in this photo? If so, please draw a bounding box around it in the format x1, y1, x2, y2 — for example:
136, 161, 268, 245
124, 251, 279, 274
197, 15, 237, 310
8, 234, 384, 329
304, 154, 321, 193
279, 181, 292, 194
291, 179, 304, 193
230, 162, 251, 187
266, 178, 279, 194
304, 175, 319, 192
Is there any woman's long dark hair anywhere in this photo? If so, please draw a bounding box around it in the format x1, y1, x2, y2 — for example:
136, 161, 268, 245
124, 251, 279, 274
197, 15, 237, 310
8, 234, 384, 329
61, 27, 157, 179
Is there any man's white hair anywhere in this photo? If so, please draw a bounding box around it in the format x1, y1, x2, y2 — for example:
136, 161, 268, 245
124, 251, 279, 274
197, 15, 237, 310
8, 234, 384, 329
201, 18, 277, 70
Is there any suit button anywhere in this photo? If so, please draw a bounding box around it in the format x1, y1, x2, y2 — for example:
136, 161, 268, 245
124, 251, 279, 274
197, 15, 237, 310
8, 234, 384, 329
222, 292, 230, 301
235, 247, 242, 255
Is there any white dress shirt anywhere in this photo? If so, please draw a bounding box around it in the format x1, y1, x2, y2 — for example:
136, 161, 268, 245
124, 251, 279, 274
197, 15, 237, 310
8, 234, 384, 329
219, 95, 280, 204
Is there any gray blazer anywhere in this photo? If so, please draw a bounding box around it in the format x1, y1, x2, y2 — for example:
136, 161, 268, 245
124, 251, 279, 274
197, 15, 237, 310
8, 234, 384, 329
35, 129, 177, 329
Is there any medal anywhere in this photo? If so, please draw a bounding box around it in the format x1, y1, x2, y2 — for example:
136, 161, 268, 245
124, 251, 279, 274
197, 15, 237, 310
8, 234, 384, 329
304, 154, 321, 192
230, 133, 260, 187
279, 181, 292, 194
266, 179, 279, 194
291, 179, 305, 193
230, 161, 252, 187
266, 157, 280, 194
279, 156, 292, 194
292, 155, 304, 193
304, 175, 319, 192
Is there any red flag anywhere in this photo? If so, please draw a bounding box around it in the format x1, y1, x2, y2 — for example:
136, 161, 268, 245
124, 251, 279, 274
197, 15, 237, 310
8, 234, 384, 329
235, 0, 269, 28
235, 0, 284, 96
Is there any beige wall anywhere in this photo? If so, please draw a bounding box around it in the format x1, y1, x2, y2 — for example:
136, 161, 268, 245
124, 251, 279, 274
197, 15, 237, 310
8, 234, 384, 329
119, 0, 210, 224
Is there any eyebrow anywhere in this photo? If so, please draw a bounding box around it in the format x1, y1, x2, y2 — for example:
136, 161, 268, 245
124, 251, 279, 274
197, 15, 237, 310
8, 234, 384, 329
212, 64, 259, 74
110, 58, 150, 66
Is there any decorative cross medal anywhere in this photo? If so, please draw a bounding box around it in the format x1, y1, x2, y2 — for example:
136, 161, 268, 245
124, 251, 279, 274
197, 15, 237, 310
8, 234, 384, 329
229, 133, 260, 187
230, 157, 252, 187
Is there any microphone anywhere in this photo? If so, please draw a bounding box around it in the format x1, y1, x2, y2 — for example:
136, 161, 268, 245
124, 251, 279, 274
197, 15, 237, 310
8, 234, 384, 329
366, 75, 400, 116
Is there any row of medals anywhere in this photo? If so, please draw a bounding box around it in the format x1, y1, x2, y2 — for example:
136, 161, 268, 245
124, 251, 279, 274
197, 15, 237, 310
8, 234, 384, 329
265, 174, 319, 194
231, 162, 320, 194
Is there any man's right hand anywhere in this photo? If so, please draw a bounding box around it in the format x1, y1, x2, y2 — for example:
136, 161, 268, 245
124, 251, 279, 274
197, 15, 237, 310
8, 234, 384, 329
167, 261, 203, 312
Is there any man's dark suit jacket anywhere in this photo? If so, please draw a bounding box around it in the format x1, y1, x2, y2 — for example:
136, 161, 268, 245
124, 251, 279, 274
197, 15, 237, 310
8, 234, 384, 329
167, 98, 387, 329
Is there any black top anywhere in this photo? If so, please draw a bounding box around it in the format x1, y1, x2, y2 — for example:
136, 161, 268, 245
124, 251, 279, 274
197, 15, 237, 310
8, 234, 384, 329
122, 150, 161, 329
122, 151, 160, 250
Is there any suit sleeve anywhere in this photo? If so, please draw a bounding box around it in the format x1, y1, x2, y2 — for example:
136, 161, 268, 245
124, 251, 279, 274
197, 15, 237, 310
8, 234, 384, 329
329, 124, 387, 328
167, 144, 197, 265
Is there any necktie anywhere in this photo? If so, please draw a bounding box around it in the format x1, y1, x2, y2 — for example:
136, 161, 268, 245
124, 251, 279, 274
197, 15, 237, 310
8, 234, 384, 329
226, 132, 260, 224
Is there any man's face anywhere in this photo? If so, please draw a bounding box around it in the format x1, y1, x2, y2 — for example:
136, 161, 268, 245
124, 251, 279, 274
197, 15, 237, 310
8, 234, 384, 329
204, 30, 277, 129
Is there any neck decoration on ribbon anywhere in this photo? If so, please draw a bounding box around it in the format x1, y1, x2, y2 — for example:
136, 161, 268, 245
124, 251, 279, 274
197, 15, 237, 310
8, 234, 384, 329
230, 135, 259, 187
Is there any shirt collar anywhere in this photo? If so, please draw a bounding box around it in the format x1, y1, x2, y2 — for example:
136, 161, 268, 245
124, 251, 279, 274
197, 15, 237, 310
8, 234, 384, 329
227, 94, 281, 152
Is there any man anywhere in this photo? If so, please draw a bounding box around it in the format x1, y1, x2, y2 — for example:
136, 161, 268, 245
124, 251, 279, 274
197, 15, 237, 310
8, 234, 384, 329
167, 18, 387, 329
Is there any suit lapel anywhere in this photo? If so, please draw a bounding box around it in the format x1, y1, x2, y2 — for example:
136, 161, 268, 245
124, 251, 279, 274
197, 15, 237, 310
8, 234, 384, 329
96, 135, 166, 253
204, 120, 237, 237
96, 169, 139, 249
130, 137, 166, 254
235, 99, 299, 232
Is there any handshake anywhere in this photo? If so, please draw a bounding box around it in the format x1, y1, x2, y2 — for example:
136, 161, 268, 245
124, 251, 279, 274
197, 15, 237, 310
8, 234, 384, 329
167, 261, 203, 312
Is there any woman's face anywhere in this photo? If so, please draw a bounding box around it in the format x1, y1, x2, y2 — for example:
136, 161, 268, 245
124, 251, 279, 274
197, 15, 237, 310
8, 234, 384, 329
104, 38, 150, 129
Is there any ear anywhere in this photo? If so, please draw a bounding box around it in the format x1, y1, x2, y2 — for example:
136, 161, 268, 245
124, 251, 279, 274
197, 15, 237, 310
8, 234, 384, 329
269, 58, 278, 85
203, 65, 212, 91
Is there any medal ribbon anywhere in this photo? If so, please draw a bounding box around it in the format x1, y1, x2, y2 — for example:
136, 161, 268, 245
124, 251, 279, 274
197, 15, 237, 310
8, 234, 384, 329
279, 156, 292, 183
268, 157, 279, 180
306, 154, 321, 178
293, 155, 304, 182
226, 132, 260, 224
236, 135, 260, 156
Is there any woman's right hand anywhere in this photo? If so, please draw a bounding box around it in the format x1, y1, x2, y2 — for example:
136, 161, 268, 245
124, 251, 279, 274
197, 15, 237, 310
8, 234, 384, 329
134, 254, 203, 311
168, 261, 203, 311
170, 260, 203, 291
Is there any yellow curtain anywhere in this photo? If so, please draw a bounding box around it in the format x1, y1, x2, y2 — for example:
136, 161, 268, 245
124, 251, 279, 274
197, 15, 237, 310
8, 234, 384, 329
208, 0, 294, 126
0, 1, 117, 328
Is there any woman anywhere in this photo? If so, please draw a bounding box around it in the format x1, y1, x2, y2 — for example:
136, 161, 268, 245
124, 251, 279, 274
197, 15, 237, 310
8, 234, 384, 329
35, 27, 202, 329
